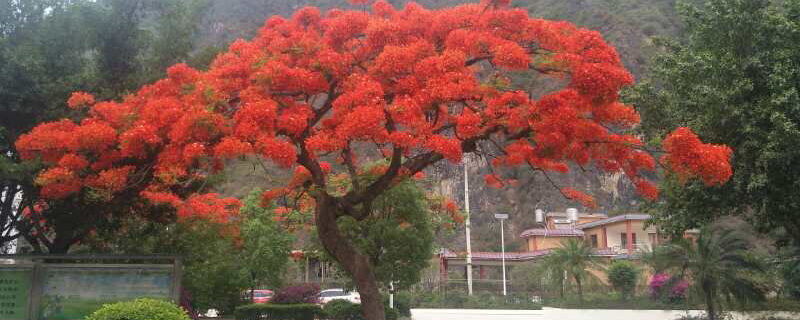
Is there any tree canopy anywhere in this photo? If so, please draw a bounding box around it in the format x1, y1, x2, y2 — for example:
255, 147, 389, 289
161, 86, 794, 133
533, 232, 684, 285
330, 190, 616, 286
628, 0, 800, 243
15, 1, 734, 319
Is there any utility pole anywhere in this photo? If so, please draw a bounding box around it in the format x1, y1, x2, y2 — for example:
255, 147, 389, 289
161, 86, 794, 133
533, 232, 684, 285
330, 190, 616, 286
495, 213, 509, 296
464, 158, 473, 296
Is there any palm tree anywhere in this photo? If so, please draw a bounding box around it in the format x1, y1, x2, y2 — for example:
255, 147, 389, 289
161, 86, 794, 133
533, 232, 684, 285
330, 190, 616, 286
661, 225, 766, 320
543, 238, 604, 301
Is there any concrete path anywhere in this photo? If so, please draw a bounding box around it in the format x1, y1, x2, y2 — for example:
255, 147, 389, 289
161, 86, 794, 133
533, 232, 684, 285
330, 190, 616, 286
410, 307, 797, 320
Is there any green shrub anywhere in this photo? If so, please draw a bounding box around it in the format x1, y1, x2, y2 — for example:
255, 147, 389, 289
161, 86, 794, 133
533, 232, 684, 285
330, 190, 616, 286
85, 298, 190, 320
322, 299, 401, 320
234, 303, 322, 320
324, 299, 363, 320
413, 291, 542, 310
382, 292, 411, 317
607, 261, 638, 300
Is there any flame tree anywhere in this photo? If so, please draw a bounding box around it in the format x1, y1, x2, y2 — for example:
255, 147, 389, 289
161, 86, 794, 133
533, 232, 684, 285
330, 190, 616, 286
16, 1, 733, 319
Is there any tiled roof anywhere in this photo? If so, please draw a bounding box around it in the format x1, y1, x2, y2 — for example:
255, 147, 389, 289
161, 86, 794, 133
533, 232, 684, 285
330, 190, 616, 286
519, 228, 585, 238
575, 214, 651, 230
441, 248, 620, 261
546, 212, 609, 218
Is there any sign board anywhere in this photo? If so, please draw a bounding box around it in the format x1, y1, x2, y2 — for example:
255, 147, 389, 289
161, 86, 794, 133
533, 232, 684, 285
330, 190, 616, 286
38, 267, 173, 320
0, 269, 32, 320
494, 214, 509, 219
0, 255, 180, 320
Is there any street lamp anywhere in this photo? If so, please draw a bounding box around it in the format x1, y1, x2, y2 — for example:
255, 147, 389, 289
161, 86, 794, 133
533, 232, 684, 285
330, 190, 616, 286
494, 213, 509, 296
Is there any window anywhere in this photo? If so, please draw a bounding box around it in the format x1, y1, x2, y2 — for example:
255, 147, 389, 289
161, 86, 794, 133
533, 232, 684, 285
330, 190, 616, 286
590, 235, 598, 248
320, 290, 346, 298
621, 233, 637, 247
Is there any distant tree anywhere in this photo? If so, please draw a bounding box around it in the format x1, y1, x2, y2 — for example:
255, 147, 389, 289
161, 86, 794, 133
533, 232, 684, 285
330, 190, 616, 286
238, 189, 293, 297
661, 226, 766, 320
17, 1, 733, 318
627, 0, 800, 244
1, 0, 213, 253
337, 174, 438, 291
544, 239, 604, 301
607, 260, 638, 300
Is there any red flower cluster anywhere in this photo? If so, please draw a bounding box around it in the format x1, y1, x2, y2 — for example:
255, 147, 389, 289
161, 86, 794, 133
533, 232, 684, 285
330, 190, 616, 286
16, 1, 733, 226
67, 92, 95, 109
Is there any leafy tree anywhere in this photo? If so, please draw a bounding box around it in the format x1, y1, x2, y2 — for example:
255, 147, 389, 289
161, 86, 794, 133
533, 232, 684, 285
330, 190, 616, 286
660, 226, 766, 320
543, 239, 604, 301
239, 189, 293, 296
17, 1, 734, 318
337, 176, 436, 290
0, 0, 212, 253
627, 0, 800, 244
607, 260, 639, 300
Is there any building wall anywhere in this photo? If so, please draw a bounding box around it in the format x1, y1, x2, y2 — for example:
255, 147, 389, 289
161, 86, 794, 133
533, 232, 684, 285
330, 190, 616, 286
584, 220, 656, 252
527, 236, 580, 251
583, 228, 606, 248
545, 215, 607, 229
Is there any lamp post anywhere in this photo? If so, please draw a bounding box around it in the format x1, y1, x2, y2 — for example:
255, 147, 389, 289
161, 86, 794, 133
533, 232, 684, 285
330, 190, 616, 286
494, 213, 509, 296
464, 158, 473, 296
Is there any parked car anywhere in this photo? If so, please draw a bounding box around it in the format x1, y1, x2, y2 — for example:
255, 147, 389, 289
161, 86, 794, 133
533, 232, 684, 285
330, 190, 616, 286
244, 289, 274, 304
318, 288, 361, 304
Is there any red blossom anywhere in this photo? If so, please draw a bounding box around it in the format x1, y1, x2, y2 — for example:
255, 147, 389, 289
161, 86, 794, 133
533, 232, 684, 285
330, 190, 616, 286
15, 2, 733, 235
561, 187, 597, 208
67, 92, 95, 109
662, 127, 733, 186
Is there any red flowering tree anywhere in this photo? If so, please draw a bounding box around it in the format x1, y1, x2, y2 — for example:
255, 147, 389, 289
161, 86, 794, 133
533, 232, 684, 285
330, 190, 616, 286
17, 1, 732, 318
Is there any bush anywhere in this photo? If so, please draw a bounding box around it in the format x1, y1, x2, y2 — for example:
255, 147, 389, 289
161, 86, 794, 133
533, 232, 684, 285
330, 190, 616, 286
324, 299, 363, 320
607, 261, 638, 300
272, 284, 320, 304
322, 299, 401, 320
383, 292, 411, 317
85, 298, 191, 320
234, 303, 322, 320
413, 291, 542, 310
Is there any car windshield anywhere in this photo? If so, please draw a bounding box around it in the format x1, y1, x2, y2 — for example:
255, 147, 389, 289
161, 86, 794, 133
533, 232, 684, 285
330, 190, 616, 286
320, 290, 346, 297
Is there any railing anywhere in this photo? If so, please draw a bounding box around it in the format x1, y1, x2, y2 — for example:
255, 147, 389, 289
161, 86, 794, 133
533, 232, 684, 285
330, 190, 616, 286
609, 244, 650, 255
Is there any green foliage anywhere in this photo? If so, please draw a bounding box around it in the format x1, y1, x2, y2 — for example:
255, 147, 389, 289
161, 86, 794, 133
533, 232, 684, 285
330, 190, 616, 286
542, 239, 605, 301
335, 178, 435, 290
321, 299, 401, 320
239, 189, 293, 290
658, 226, 767, 320
383, 292, 411, 317
324, 299, 364, 320
0, 0, 217, 254
779, 247, 800, 298
607, 261, 639, 300
233, 303, 322, 320
509, 261, 550, 295
84, 196, 293, 315
627, 0, 800, 245
85, 298, 190, 320
412, 291, 542, 310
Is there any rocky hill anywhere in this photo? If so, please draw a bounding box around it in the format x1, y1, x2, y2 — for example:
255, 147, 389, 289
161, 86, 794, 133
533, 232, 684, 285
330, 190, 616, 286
198, 0, 698, 251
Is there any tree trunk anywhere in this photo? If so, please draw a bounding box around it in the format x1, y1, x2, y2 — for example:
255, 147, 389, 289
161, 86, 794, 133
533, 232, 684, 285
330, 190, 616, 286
574, 275, 583, 302
315, 195, 385, 320
703, 282, 716, 320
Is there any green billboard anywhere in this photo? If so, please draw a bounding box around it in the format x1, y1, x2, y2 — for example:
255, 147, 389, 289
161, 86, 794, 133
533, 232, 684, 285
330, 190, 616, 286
38, 268, 173, 320
0, 269, 32, 320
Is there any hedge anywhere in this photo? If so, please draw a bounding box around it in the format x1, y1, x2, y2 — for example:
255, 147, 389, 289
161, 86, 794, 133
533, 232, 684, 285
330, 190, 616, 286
234, 303, 323, 320
85, 298, 191, 320
322, 299, 399, 320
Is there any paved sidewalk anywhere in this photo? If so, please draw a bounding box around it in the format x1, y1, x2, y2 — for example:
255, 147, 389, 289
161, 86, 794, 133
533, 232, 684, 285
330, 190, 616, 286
410, 307, 797, 320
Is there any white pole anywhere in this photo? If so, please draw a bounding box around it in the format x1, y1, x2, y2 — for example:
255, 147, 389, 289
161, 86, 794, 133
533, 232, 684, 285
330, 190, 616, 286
501, 218, 507, 296
389, 281, 394, 309
464, 159, 473, 296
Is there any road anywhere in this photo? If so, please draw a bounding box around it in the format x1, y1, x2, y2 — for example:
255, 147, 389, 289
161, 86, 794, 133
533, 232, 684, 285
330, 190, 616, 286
410, 308, 797, 320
